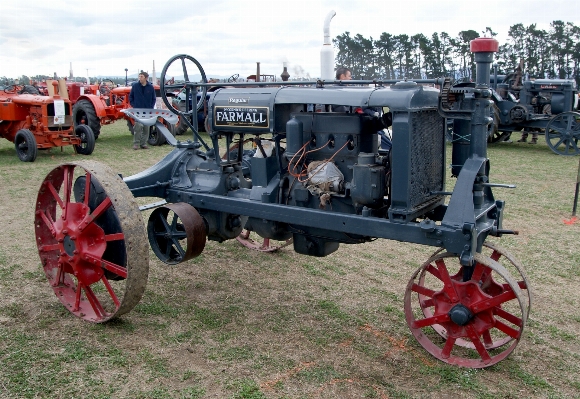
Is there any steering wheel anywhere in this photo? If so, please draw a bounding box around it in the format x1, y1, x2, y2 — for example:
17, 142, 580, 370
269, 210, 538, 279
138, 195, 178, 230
160, 54, 207, 117
228, 74, 239, 83
4, 85, 21, 94
99, 79, 116, 95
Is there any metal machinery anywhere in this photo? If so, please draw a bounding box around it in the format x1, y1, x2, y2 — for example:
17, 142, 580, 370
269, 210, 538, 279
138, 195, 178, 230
465, 63, 580, 155
0, 81, 95, 162
34, 39, 531, 368
70, 82, 175, 146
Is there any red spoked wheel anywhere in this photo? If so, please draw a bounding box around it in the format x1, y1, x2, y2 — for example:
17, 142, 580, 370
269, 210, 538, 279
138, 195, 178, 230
35, 161, 149, 323
405, 252, 527, 368
236, 229, 293, 253
423, 243, 532, 350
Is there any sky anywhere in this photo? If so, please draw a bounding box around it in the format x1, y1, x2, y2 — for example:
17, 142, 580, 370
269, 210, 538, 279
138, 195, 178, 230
1, 0, 578, 81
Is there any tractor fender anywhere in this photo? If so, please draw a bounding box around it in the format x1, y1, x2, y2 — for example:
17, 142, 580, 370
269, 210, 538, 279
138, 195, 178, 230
74, 94, 109, 117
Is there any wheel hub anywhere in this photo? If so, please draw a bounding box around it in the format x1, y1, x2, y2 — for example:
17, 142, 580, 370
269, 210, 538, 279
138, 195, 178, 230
53, 202, 107, 286
63, 235, 76, 256
448, 303, 473, 326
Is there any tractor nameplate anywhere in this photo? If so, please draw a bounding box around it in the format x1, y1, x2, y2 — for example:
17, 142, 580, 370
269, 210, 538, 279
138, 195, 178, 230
214, 106, 269, 128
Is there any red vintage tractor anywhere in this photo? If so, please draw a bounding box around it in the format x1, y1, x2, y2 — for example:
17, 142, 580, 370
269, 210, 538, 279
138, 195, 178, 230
0, 81, 95, 162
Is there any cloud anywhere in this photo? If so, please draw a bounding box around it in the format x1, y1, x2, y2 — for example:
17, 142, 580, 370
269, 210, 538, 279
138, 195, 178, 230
0, 0, 577, 79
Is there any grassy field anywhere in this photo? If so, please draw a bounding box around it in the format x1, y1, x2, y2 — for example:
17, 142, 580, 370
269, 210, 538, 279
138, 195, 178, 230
0, 121, 579, 398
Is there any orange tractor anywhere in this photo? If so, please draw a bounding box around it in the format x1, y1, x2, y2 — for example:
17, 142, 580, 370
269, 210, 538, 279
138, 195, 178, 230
0, 81, 95, 162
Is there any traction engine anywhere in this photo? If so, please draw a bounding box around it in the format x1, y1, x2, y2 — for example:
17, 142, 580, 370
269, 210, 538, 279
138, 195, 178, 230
34, 38, 530, 368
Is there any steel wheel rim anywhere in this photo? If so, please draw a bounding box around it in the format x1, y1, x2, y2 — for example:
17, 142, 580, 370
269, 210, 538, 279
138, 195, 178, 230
405, 252, 527, 368
35, 161, 149, 322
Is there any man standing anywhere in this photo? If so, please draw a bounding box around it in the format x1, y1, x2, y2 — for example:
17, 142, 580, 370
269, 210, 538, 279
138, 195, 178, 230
129, 71, 156, 150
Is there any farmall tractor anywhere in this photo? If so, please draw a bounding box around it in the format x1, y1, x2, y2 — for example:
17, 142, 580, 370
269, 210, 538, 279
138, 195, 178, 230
34, 39, 531, 368
0, 81, 95, 162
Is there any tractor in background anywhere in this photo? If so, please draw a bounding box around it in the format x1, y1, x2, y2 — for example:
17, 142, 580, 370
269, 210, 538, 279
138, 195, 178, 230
459, 61, 580, 155
0, 81, 95, 162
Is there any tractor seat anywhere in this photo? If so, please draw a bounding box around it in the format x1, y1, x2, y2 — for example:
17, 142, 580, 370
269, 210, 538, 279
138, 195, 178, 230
122, 108, 178, 126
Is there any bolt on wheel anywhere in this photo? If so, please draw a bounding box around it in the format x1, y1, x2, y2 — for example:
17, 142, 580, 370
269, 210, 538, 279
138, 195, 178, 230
35, 161, 149, 322
405, 252, 527, 368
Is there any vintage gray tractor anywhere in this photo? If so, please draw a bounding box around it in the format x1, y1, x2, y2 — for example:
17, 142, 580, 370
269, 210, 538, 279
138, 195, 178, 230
34, 39, 530, 368
455, 63, 580, 155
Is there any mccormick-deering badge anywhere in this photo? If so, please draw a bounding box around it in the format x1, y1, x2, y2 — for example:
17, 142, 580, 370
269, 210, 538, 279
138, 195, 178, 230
214, 106, 269, 128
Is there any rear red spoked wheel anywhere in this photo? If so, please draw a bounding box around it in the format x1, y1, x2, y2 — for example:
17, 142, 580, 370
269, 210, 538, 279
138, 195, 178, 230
35, 161, 149, 322
422, 243, 532, 349
405, 252, 527, 368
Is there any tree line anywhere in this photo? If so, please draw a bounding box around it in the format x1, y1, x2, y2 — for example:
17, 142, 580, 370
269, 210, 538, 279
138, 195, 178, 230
333, 21, 580, 84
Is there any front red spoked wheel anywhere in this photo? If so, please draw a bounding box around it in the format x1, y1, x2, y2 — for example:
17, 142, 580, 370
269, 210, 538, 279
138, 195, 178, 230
422, 243, 532, 350
35, 161, 149, 322
405, 252, 527, 368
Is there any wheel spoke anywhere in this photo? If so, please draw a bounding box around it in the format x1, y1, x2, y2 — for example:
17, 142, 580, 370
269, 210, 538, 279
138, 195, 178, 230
74, 281, 82, 311
441, 336, 456, 359
181, 57, 189, 81
38, 210, 57, 237
411, 283, 436, 298
46, 181, 64, 210
83, 171, 92, 207
101, 276, 120, 307
494, 319, 521, 340
482, 330, 493, 348
420, 298, 435, 308
171, 239, 185, 258
470, 261, 488, 282
82, 284, 108, 320
39, 243, 60, 252
101, 259, 128, 279
105, 232, 125, 242
62, 165, 75, 219
466, 325, 492, 364
412, 313, 450, 329
425, 263, 442, 280
80, 197, 112, 232
434, 259, 458, 302
470, 289, 516, 313
494, 306, 523, 328
551, 136, 565, 149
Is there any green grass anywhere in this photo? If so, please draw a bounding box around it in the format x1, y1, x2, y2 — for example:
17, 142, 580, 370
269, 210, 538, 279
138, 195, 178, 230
0, 122, 579, 398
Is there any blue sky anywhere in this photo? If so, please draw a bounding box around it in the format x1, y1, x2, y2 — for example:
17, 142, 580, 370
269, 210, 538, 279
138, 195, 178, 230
1, 0, 576, 80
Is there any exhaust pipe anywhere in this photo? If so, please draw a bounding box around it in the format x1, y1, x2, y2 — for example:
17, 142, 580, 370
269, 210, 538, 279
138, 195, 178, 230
320, 10, 336, 81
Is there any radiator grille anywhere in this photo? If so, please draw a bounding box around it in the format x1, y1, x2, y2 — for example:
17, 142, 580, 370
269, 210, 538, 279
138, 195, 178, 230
408, 110, 445, 210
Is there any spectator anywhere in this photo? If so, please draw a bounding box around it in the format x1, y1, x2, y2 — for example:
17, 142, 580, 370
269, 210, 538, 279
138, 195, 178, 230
332, 67, 352, 112
335, 67, 352, 81
129, 71, 156, 150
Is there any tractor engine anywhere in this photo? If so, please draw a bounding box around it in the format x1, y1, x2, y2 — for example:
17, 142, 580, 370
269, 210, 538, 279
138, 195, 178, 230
162, 82, 446, 257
